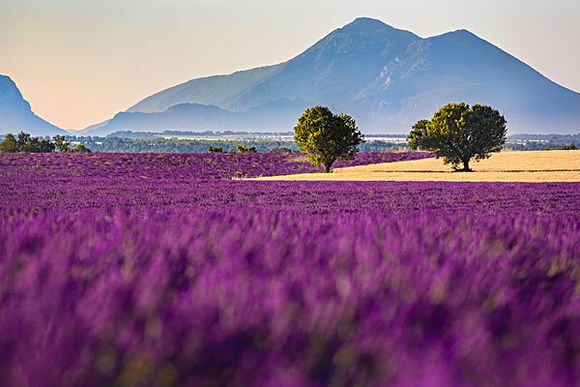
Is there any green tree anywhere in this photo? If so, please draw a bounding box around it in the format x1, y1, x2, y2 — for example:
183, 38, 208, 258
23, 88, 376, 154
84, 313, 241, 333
20, 137, 54, 153
17, 132, 31, 150
294, 106, 364, 172
208, 146, 223, 153
9, 132, 55, 153
52, 135, 71, 152
0, 133, 19, 152
71, 144, 91, 153
270, 147, 292, 153
407, 103, 507, 171
37, 138, 56, 153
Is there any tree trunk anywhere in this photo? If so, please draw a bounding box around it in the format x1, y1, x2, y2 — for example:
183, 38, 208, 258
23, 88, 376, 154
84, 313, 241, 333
324, 158, 335, 173
462, 159, 471, 172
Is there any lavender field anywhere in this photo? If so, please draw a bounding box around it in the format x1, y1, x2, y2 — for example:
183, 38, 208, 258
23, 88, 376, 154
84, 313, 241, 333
1, 153, 579, 386
0, 151, 431, 179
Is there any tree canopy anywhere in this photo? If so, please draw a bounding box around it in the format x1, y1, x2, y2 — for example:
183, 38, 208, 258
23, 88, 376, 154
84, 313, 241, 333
0, 132, 55, 153
0, 133, 18, 153
407, 103, 507, 171
52, 135, 71, 152
0, 132, 90, 153
294, 106, 364, 172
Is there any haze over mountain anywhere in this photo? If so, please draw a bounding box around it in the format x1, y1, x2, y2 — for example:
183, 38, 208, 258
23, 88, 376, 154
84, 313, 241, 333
0, 75, 67, 136
80, 17, 579, 135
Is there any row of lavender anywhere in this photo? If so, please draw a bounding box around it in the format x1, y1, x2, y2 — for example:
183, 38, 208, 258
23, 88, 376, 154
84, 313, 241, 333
0, 151, 432, 179
2, 175, 578, 216
1, 207, 579, 385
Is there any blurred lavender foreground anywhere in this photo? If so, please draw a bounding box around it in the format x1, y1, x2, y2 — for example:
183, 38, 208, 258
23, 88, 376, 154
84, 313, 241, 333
0, 153, 579, 386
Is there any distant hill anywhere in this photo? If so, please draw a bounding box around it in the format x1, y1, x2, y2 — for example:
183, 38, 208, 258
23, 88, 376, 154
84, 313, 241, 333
0, 75, 67, 136
81, 98, 312, 136
80, 17, 580, 135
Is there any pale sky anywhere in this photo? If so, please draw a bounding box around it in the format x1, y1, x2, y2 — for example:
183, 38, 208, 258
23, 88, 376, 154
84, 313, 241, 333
1, 0, 579, 130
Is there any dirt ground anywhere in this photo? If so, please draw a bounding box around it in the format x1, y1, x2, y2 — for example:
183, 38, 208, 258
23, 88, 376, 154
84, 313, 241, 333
254, 150, 580, 182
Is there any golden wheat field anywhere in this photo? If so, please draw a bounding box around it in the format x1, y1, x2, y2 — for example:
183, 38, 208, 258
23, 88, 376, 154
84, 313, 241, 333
255, 150, 580, 182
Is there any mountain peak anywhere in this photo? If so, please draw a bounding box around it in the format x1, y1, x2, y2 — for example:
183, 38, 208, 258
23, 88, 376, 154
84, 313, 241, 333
436, 28, 480, 41
340, 17, 392, 33
0, 74, 18, 92
0, 74, 28, 110
0, 74, 67, 136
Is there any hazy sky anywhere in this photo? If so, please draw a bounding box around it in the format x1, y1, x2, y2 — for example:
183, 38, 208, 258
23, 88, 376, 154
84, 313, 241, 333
1, 0, 579, 130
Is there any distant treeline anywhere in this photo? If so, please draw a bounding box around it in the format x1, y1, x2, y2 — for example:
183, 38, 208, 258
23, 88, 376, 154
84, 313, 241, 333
1, 132, 576, 153
29, 136, 408, 153
59, 135, 580, 153
82, 137, 300, 153
509, 133, 580, 142
504, 134, 579, 150
0, 132, 91, 153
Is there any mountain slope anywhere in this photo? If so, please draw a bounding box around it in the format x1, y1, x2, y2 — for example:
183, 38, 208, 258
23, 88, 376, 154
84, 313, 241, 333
127, 64, 284, 114
81, 18, 580, 135
353, 29, 580, 132
0, 75, 67, 136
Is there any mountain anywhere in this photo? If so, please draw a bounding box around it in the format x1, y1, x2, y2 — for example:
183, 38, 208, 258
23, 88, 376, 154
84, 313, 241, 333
82, 17, 580, 135
353, 29, 580, 132
0, 75, 67, 136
